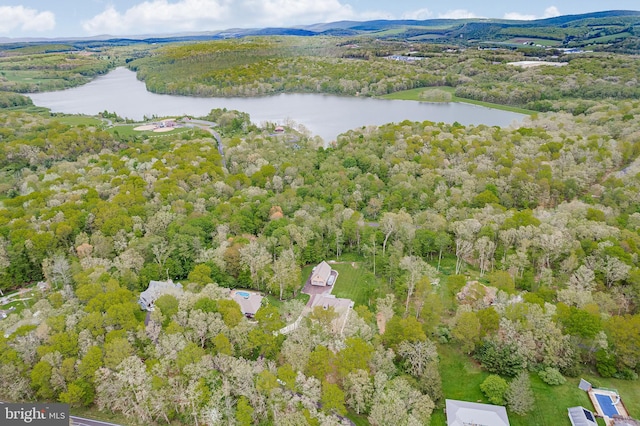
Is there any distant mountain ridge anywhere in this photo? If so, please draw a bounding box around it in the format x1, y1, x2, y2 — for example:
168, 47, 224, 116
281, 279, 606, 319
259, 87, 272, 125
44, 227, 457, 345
1, 10, 639, 51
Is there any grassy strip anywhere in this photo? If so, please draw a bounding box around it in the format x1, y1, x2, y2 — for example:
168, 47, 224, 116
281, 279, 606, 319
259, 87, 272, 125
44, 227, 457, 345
52, 115, 103, 126
107, 125, 190, 138
434, 342, 640, 426
381, 87, 536, 115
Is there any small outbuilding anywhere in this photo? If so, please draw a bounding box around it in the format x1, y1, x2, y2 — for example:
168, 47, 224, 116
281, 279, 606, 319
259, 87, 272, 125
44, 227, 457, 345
568, 407, 598, 426
139, 280, 183, 311
445, 399, 510, 426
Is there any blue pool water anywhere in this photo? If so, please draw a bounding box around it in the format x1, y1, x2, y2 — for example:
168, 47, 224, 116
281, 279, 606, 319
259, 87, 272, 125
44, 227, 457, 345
236, 291, 250, 299
595, 393, 620, 418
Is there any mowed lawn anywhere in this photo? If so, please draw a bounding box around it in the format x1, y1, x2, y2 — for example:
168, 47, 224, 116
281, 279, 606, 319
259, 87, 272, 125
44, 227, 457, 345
53, 115, 103, 126
328, 262, 376, 307
433, 343, 639, 426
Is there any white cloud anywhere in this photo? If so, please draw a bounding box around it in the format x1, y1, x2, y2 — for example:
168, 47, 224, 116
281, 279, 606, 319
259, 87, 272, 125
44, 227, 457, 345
0, 6, 55, 33
503, 12, 536, 20
504, 6, 561, 21
402, 8, 433, 20
83, 0, 231, 35
438, 9, 483, 19
82, 0, 372, 35
543, 6, 561, 18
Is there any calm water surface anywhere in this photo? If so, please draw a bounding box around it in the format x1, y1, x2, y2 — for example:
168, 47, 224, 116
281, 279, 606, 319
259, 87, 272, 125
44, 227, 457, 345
29, 67, 525, 142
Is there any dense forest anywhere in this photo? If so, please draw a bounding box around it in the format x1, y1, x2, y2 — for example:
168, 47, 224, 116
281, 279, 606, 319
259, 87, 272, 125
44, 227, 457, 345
1, 31, 640, 426
128, 37, 640, 112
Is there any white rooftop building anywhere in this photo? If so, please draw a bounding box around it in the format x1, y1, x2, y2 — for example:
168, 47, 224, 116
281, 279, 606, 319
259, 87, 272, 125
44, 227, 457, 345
445, 399, 510, 426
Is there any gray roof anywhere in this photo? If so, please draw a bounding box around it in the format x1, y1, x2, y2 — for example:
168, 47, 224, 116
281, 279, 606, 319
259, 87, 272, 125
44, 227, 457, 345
139, 280, 183, 310
579, 379, 592, 392
568, 407, 597, 426
233, 292, 263, 316
446, 399, 510, 426
311, 261, 332, 286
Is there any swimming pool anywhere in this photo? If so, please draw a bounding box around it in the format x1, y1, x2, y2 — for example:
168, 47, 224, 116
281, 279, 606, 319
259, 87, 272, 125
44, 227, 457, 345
595, 393, 620, 418
236, 291, 251, 299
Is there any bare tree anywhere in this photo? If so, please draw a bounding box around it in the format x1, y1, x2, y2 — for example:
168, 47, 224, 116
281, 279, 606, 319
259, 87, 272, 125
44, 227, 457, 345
399, 256, 436, 315
239, 240, 271, 290
455, 239, 473, 275
269, 248, 300, 300
475, 236, 496, 276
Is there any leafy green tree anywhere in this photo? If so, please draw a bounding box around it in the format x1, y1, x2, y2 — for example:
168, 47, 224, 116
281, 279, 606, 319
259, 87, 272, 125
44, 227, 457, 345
212, 333, 233, 356
383, 316, 427, 349
30, 361, 55, 400
538, 367, 566, 386
154, 294, 179, 325
321, 381, 347, 415
337, 338, 373, 379
306, 345, 335, 381
474, 340, 524, 377
59, 379, 94, 407
480, 375, 508, 405
235, 396, 254, 426
78, 346, 103, 382
255, 370, 278, 395
187, 264, 212, 287
452, 311, 481, 354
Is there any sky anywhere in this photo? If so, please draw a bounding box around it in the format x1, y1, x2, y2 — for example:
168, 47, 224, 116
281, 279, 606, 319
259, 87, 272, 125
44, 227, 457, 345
0, 0, 638, 39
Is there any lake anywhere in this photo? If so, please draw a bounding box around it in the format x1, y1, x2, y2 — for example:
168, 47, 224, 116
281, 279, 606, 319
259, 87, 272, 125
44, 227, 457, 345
29, 67, 525, 143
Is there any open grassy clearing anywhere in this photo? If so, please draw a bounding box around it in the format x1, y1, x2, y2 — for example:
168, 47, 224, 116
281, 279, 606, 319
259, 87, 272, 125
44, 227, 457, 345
381, 87, 536, 115
432, 342, 638, 426
505, 38, 562, 46
107, 124, 190, 138
0, 70, 54, 84
329, 262, 376, 307
52, 115, 103, 126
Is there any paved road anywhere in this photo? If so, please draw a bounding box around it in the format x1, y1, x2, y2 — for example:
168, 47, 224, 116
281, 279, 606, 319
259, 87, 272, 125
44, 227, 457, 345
182, 120, 226, 168
71, 416, 124, 426
0, 402, 124, 426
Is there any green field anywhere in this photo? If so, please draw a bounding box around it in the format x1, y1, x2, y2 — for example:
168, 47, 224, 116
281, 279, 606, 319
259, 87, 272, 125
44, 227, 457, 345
381, 87, 536, 115
505, 38, 563, 46
329, 262, 377, 308
52, 115, 104, 126
107, 124, 190, 138
431, 343, 639, 426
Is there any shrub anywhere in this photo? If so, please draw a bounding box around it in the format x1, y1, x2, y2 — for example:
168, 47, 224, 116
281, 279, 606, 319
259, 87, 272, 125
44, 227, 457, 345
538, 367, 566, 386
595, 349, 617, 378
474, 340, 524, 377
480, 375, 508, 405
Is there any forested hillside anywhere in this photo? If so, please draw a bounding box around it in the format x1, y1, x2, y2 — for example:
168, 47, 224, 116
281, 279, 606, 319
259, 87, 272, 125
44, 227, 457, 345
1, 89, 640, 424
129, 37, 640, 113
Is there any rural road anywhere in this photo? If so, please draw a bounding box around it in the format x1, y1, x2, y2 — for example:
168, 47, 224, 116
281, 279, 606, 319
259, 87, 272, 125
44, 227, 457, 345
71, 415, 124, 426
0, 402, 124, 426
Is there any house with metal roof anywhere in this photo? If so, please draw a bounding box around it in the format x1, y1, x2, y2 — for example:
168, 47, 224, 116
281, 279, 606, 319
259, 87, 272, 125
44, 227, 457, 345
445, 399, 510, 426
